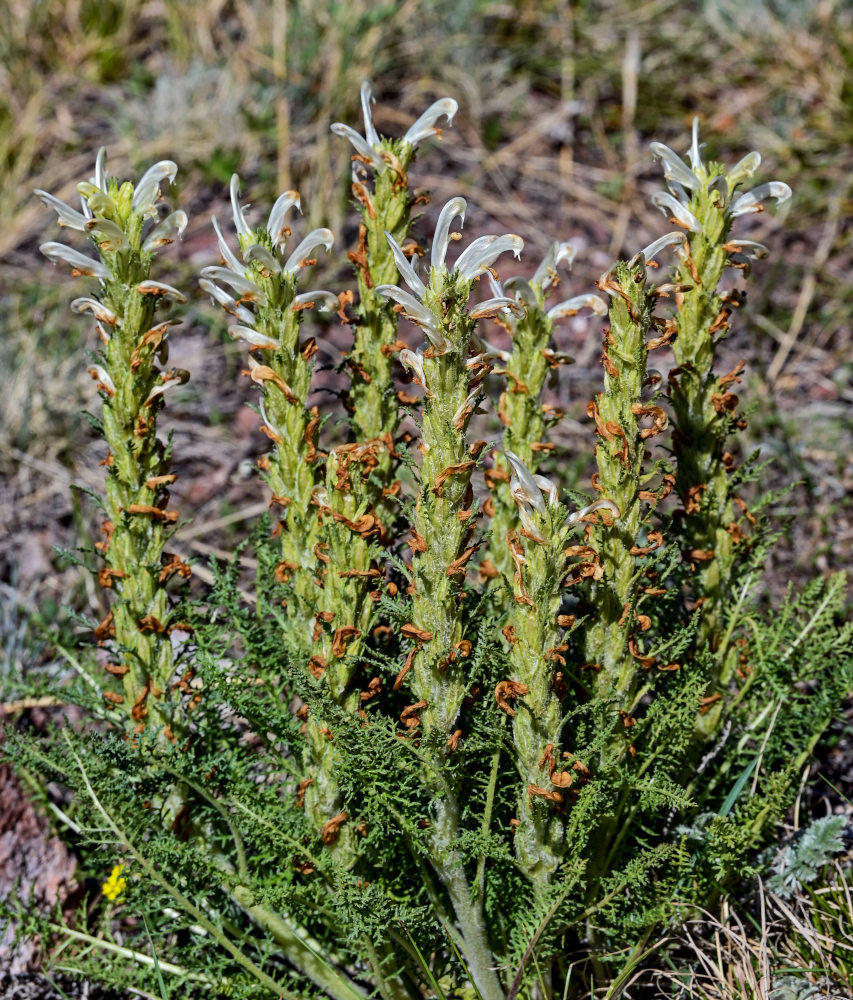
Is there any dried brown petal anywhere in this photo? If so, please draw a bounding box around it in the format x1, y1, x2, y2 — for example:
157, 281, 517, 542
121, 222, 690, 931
495, 679, 529, 717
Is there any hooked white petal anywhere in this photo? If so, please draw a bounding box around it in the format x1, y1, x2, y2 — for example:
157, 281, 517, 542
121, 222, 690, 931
230, 174, 252, 240
136, 280, 187, 303
665, 178, 691, 205
502, 276, 536, 306
455, 234, 524, 281
284, 228, 334, 274
651, 191, 701, 232
532, 240, 576, 289
243, 243, 282, 273
87, 365, 116, 395
399, 348, 427, 386
267, 190, 301, 247
567, 498, 620, 525
431, 196, 467, 272
142, 210, 188, 251
291, 290, 339, 312
93, 148, 107, 192
726, 150, 761, 187
729, 182, 792, 217
403, 97, 458, 147
360, 80, 381, 150
85, 218, 128, 252
505, 450, 547, 514
211, 216, 244, 274
688, 117, 703, 171
532, 473, 559, 507
469, 296, 522, 320
726, 239, 768, 260
385, 231, 427, 299
330, 123, 384, 171
639, 231, 687, 264
649, 141, 699, 191
70, 297, 117, 324
144, 368, 189, 405
199, 265, 261, 299
34, 190, 89, 230
40, 242, 109, 278
547, 293, 608, 322
132, 160, 178, 213
375, 284, 438, 332
228, 324, 280, 350
198, 278, 256, 325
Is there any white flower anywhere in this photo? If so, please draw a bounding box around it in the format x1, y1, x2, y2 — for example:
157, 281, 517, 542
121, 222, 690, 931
487, 241, 606, 336
200, 175, 336, 351
375, 197, 523, 354
40, 242, 109, 279
599, 233, 686, 289
37, 148, 184, 271
331, 81, 458, 173
505, 450, 559, 543
567, 498, 620, 525
70, 298, 117, 325
649, 119, 791, 236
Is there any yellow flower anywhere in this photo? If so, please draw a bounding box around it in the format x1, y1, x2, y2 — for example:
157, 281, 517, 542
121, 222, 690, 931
101, 864, 127, 902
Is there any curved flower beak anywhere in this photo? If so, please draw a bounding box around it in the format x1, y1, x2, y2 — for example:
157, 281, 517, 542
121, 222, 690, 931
431, 197, 467, 272
531, 240, 576, 289
34, 190, 89, 230
403, 97, 458, 147
454, 233, 524, 281
651, 191, 701, 233
229, 174, 253, 241
142, 210, 188, 252
267, 190, 301, 248
385, 231, 427, 299
649, 141, 699, 191
40, 242, 109, 279
729, 182, 792, 217
547, 293, 607, 322
505, 450, 548, 514
132, 160, 178, 215
284, 228, 334, 275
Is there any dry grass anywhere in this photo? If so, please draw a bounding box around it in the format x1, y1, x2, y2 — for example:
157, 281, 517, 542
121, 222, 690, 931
639, 867, 853, 999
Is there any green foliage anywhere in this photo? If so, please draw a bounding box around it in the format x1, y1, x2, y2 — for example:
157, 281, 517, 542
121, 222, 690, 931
767, 816, 847, 898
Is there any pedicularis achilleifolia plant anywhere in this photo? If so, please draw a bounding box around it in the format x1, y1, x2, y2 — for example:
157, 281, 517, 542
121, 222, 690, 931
17, 84, 851, 999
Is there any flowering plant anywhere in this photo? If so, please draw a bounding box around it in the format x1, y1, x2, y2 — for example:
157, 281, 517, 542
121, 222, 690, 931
11, 87, 851, 1000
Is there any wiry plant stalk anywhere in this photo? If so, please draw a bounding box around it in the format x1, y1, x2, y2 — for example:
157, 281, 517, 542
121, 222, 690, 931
498, 452, 598, 900
376, 200, 523, 1000
483, 243, 606, 584
649, 121, 791, 732
583, 241, 682, 708
333, 82, 457, 497
200, 176, 336, 640
39, 152, 189, 735
201, 178, 366, 854
377, 197, 523, 740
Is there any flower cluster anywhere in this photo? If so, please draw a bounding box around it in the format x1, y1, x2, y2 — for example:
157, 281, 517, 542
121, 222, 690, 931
201, 174, 337, 353
377, 195, 523, 358
101, 864, 128, 902
331, 80, 458, 176
650, 118, 791, 261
